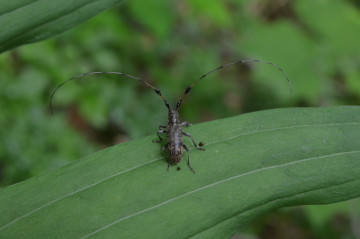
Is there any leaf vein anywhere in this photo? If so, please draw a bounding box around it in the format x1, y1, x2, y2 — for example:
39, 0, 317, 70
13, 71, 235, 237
1, 121, 358, 232
188, 178, 360, 238
79, 150, 360, 238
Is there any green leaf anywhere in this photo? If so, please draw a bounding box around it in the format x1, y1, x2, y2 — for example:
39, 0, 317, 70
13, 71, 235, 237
1, 106, 360, 238
0, 0, 123, 54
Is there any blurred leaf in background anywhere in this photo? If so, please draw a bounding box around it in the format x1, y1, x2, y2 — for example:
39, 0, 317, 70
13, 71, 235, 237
0, 0, 359, 237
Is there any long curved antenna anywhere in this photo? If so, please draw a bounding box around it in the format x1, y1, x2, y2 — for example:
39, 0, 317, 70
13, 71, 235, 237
50, 72, 171, 115
175, 59, 292, 110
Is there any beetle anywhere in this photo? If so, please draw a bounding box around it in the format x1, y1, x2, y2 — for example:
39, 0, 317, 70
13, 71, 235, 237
50, 59, 291, 172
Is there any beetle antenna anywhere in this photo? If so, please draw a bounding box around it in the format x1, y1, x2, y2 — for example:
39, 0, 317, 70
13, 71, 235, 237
50, 71, 171, 114
175, 59, 292, 110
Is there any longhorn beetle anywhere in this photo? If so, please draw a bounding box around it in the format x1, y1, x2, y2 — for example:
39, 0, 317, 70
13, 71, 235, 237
50, 59, 292, 173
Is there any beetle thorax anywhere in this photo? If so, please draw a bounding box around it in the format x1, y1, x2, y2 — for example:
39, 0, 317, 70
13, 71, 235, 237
168, 110, 180, 125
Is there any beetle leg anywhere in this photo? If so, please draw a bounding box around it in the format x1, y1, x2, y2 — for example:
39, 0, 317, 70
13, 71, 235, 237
182, 144, 195, 173
159, 125, 167, 130
182, 132, 205, 151
160, 144, 170, 171
161, 144, 167, 153
152, 130, 166, 143
180, 121, 192, 127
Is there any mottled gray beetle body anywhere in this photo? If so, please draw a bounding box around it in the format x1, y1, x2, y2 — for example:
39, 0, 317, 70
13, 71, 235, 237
155, 109, 204, 173
50, 59, 291, 173
166, 111, 183, 164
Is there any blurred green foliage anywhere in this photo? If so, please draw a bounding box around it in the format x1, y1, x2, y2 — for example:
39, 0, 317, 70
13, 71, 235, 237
243, 200, 360, 239
0, 0, 359, 237
1, 0, 359, 186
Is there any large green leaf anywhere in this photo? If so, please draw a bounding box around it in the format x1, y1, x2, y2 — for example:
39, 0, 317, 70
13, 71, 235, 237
1, 106, 360, 238
0, 0, 123, 54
